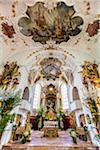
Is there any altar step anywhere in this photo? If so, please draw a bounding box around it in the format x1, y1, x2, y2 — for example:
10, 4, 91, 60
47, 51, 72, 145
2, 131, 99, 150
2, 145, 99, 150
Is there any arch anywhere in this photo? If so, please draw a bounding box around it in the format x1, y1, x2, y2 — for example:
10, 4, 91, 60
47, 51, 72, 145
22, 87, 29, 100
72, 87, 80, 101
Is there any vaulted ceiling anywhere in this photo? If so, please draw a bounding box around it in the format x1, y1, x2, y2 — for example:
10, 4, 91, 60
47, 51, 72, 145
0, 0, 99, 74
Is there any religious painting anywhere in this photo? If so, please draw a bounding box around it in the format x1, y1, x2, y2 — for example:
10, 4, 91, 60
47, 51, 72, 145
40, 58, 61, 79
18, 2, 84, 44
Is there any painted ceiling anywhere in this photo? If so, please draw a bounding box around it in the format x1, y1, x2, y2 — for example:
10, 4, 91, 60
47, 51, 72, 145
18, 2, 84, 44
0, 0, 99, 74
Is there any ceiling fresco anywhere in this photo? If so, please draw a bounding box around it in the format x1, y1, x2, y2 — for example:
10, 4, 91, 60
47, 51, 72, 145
0, 0, 99, 67
18, 1, 84, 44
40, 57, 62, 79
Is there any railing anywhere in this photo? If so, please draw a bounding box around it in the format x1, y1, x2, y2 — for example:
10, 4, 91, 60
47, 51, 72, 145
70, 100, 82, 111
19, 99, 32, 111
44, 121, 58, 127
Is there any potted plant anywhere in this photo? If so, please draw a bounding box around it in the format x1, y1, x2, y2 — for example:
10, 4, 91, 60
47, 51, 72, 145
21, 131, 31, 144
68, 128, 77, 144
95, 134, 100, 142
0, 91, 21, 137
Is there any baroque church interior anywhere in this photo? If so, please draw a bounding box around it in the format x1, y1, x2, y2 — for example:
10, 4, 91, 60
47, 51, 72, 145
0, 0, 100, 150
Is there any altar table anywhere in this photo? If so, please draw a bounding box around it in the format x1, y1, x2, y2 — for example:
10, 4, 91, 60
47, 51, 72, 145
43, 126, 58, 137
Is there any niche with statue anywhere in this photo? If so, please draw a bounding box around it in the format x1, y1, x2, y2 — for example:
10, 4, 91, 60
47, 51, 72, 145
45, 84, 57, 121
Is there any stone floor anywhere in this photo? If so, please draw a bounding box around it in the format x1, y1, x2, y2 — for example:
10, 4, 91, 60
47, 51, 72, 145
2, 131, 99, 150
30, 131, 86, 146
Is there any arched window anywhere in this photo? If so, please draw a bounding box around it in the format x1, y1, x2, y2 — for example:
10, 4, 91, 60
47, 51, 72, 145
22, 87, 29, 100
61, 83, 69, 110
33, 83, 41, 110
72, 87, 80, 101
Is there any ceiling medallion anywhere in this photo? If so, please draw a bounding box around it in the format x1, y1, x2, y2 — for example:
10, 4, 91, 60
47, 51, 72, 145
18, 1, 84, 44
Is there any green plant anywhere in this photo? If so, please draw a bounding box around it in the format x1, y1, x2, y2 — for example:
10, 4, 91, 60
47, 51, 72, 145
68, 128, 77, 144
95, 134, 100, 141
58, 107, 66, 118
37, 104, 43, 117
0, 91, 21, 133
21, 131, 31, 144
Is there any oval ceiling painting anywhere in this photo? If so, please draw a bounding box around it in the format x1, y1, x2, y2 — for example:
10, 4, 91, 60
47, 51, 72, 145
18, 1, 84, 44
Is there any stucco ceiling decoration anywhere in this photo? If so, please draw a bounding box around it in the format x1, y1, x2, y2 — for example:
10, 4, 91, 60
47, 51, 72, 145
0, 0, 99, 67
1, 22, 16, 38
43, 40, 58, 50
65, 69, 74, 84
86, 20, 100, 37
18, 1, 84, 44
40, 57, 62, 79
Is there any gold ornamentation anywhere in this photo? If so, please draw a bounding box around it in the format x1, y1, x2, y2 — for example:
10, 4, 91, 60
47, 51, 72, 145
0, 61, 21, 90
80, 61, 100, 88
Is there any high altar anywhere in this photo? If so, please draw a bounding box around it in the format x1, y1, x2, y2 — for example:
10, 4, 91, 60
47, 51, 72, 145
43, 108, 58, 137
43, 84, 59, 137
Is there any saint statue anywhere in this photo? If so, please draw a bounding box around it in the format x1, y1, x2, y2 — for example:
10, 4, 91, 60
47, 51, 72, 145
47, 103, 56, 121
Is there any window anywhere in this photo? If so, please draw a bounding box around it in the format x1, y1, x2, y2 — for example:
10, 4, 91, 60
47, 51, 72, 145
72, 87, 80, 101
61, 83, 69, 110
33, 83, 41, 109
22, 87, 29, 100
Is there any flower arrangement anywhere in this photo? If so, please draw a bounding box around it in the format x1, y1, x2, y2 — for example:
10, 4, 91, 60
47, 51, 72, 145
0, 61, 21, 90
21, 131, 31, 144
68, 128, 77, 144
80, 61, 100, 88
